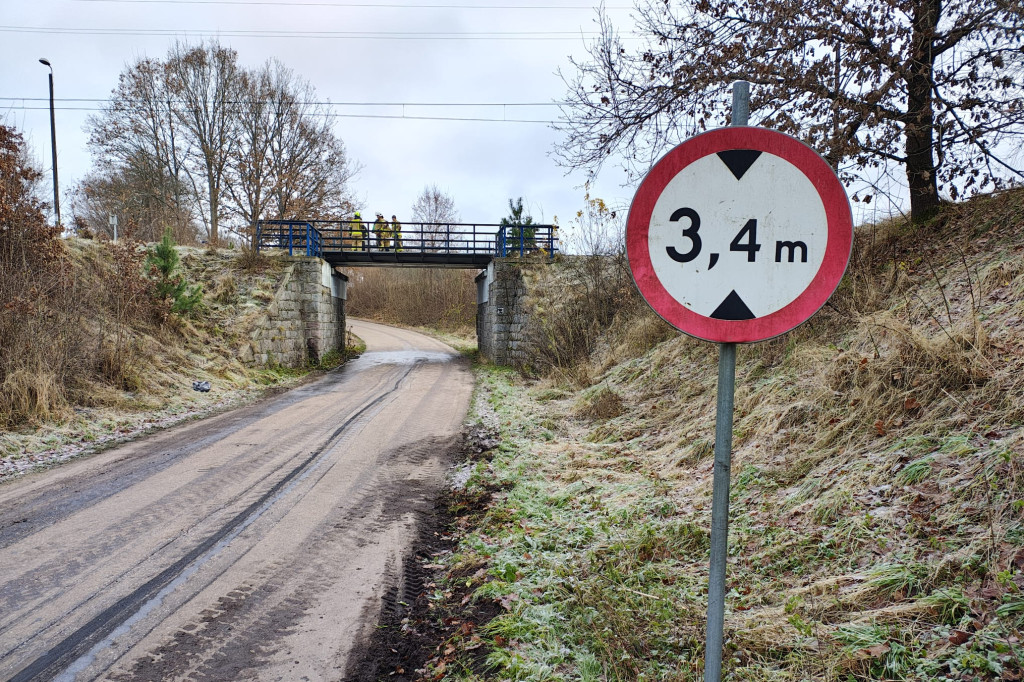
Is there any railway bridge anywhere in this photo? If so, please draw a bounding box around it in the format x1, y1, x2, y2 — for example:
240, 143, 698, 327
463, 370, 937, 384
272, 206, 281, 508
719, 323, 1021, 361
254, 219, 558, 365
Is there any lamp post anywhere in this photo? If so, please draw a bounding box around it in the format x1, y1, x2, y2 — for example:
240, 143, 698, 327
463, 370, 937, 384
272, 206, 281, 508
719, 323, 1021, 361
38, 58, 60, 228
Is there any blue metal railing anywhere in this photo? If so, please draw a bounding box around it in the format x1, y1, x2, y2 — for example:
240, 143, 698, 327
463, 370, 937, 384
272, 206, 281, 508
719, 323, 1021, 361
255, 220, 556, 262
495, 224, 556, 258
256, 220, 322, 257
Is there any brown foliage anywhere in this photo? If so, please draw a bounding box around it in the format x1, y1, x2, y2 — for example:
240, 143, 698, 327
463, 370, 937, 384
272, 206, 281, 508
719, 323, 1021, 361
0, 124, 171, 426
345, 268, 477, 332
0, 125, 49, 241
1, 124, 86, 425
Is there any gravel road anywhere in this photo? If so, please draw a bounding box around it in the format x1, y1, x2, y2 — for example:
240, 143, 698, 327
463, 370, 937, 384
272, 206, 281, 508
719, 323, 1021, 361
0, 320, 473, 681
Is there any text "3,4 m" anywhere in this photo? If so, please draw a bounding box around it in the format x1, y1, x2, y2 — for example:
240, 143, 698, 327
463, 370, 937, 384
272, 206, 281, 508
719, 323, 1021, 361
664, 207, 808, 270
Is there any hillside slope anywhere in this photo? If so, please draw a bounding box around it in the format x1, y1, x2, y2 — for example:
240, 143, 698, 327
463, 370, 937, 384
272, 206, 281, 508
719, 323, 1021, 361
416, 189, 1024, 680
0, 242, 323, 480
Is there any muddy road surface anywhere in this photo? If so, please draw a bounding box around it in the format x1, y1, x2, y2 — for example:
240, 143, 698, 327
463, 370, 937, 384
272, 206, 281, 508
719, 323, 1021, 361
0, 321, 473, 681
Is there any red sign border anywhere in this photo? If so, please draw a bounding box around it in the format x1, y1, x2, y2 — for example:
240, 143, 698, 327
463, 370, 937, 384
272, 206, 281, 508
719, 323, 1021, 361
626, 126, 853, 343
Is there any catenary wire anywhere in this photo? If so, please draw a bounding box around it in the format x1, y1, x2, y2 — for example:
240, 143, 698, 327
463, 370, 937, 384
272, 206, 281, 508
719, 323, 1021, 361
71, 0, 631, 8
0, 104, 559, 124
2, 98, 567, 106
0, 25, 617, 40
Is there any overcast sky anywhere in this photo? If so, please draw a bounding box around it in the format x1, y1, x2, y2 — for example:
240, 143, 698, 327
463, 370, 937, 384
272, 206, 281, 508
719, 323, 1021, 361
0, 0, 646, 241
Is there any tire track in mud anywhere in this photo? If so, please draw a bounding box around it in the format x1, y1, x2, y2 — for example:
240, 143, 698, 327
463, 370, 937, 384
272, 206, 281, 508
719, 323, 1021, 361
108, 433, 461, 681
105, 360, 465, 680
0, 370, 362, 550
0, 363, 408, 662
8, 364, 417, 682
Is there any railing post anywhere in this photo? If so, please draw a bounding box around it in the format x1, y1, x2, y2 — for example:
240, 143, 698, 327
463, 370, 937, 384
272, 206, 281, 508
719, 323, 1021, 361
519, 226, 524, 257
288, 223, 293, 256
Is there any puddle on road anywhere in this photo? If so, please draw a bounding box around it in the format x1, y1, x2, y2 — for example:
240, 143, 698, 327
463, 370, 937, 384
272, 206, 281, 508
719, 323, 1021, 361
350, 350, 456, 369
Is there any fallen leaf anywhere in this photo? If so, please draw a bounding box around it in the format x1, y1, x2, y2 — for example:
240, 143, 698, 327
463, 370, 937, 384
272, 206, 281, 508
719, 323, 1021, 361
948, 630, 971, 645
904, 397, 921, 411
874, 420, 887, 436
981, 586, 1002, 599
864, 643, 891, 658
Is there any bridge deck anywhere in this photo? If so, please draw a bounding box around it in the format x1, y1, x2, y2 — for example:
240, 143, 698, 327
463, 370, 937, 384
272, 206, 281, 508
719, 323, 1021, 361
256, 219, 556, 268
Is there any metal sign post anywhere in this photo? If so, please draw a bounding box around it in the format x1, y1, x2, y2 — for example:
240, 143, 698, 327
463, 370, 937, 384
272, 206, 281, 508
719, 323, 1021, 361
703, 80, 747, 682
624, 80, 852, 681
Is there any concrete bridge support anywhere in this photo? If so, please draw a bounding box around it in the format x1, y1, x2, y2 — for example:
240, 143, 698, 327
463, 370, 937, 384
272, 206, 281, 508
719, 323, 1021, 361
242, 257, 348, 367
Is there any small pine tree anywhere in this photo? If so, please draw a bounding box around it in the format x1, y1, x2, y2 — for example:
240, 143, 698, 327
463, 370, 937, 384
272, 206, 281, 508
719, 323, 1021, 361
146, 229, 203, 315
500, 197, 536, 251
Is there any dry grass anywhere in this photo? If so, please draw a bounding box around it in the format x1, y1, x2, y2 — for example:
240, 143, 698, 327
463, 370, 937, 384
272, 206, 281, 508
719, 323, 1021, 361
572, 383, 625, 420
344, 267, 477, 332
1, 237, 293, 434
522, 253, 674, 386
448, 188, 1024, 681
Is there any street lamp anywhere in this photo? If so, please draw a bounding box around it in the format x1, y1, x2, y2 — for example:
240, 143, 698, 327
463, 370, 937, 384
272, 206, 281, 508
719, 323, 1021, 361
38, 58, 60, 228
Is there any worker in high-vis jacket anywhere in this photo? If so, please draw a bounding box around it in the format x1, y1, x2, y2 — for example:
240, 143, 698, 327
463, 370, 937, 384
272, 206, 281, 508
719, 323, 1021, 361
373, 213, 388, 250
348, 212, 365, 250
391, 215, 403, 252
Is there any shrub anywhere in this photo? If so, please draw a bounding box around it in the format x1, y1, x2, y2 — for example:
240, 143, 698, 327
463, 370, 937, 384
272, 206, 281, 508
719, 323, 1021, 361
146, 229, 203, 316
0, 123, 86, 425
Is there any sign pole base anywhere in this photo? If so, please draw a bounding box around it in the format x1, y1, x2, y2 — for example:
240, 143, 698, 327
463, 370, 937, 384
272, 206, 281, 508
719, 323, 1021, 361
704, 341, 736, 682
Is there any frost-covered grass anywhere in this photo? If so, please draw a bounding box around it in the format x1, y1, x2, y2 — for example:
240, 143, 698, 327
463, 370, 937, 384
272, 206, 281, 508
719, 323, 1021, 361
425, 191, 1024, 681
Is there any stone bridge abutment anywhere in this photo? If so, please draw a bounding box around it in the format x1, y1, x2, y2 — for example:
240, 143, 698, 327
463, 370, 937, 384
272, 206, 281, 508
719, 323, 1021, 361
248, 256, 532, 369
241, 257, 348, 367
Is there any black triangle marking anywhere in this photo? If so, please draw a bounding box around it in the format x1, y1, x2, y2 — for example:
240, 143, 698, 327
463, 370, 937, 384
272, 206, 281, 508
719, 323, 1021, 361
716, 149, 763, 180
710, 290, 755, 320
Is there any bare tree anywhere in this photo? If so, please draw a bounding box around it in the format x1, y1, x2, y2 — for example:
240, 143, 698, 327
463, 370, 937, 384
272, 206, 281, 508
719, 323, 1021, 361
411, 184, 460, 249
224, 62, 278, 247
85, 42, 358, 247
72, 166, 195, 243
558, 0, 1024, 222
166, 40, 241, 246
85, 57, 195, 241
266, 72, 359, 223
225, 60, 359, 246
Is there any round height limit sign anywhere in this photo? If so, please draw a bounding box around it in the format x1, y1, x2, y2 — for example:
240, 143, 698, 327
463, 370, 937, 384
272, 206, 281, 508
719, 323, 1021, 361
627, 127, 853, 343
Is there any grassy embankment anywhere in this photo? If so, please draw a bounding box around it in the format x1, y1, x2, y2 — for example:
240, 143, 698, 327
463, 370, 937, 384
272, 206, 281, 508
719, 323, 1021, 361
0, 241, 339, 477
421, 190, 1024, 680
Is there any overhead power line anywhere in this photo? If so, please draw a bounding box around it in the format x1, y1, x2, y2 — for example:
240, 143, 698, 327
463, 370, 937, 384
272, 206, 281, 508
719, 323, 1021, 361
2, 97, 567, 107
72, 0, 629, 8
0, 103, 559, 124
0, 25, 613, 40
